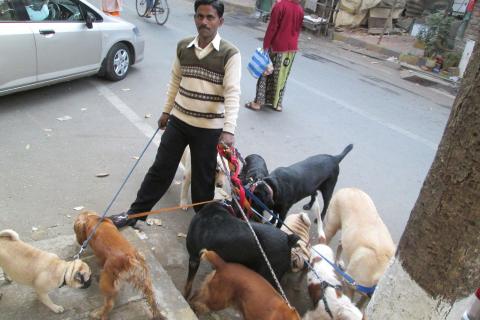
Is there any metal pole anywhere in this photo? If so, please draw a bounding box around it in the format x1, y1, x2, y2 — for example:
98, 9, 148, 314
377, 0, 399, 45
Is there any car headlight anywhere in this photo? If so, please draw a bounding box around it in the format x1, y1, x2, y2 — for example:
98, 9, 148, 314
133, 26, 141, 36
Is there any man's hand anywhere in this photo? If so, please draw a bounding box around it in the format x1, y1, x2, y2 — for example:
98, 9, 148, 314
158, 113, 170, 130
219, 132, 235, 147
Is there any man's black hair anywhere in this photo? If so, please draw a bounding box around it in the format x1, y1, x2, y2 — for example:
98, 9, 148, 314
194, 0, 224, 18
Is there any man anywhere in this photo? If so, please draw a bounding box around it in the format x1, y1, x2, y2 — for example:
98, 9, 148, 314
245, 0, 303, 112
110, 0, 241, 228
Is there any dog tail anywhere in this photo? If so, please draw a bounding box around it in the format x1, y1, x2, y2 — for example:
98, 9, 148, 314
201, 249, 226, 270
336, 144, 354, 162
128, 253, 165, 320
0, 229, 20, 241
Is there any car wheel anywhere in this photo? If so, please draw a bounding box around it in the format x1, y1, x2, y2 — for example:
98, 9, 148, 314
101, 43, 131, 81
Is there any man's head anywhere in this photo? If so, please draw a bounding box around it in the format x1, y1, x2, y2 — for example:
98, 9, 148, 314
194, 0, 224, 42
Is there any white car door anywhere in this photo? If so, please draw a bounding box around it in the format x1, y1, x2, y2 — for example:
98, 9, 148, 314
0, 0, 36, 92
29, 0, 102, 81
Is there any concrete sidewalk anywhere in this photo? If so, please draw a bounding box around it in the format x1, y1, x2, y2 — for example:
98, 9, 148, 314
222, 0, 256, 14
0, 229, 197, 320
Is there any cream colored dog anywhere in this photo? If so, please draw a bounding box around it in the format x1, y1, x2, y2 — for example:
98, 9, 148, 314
179, 146, 230, 209
0, 229, 92, 313
281, 212, 311, 272
323, 188, 395, 308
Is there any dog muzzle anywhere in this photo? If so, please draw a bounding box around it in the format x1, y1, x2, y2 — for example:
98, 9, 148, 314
81, 277, 92, 289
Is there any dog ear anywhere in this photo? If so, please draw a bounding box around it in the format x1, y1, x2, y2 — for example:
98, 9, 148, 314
287, 233, 300, 248
73, 213, 88, 245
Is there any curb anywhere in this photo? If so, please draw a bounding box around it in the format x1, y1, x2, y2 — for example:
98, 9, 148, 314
223, 1, 256, 14
333, 32, 401, 58
0, 230, 197, 320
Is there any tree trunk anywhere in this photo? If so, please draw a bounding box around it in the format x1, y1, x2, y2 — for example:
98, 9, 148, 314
366, 36, 480, 318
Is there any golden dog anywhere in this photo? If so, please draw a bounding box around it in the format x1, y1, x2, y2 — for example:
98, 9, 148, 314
0, 229, 91, 313
74, 211, 165, 320
323, 188, 395, 308
190, 249, 301, 320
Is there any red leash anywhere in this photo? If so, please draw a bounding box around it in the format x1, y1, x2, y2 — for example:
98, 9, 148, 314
217, 144, 253, 219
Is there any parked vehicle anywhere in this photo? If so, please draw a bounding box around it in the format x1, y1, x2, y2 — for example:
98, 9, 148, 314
0, 0, 144, 96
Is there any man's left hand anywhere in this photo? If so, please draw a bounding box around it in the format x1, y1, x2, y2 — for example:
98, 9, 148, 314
219, 132, 235, 147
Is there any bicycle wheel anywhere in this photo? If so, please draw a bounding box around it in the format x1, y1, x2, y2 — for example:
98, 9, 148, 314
154, 0, 169, 25
136, 0, 148, 16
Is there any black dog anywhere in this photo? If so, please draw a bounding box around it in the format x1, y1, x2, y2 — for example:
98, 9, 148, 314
251, 144, 353, 225
184, 202, 299, 298
239, 154, 269, 185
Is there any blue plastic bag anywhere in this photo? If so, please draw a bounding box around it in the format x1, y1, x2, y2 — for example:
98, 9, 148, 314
247, 48, 271, 79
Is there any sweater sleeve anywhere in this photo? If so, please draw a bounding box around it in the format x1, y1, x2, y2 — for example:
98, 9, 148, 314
222, 52, 241, 134
163, 57, 182, 114
263, 4, 281, 50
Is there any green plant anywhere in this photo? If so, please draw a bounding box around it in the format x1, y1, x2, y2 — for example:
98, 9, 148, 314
416, 12, 455, 58
443, 51, 461, 69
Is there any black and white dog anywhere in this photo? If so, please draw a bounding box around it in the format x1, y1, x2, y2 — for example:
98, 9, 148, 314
251, 144, 353, 226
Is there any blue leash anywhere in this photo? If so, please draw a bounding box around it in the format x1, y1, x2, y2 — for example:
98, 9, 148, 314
73, 127, 160, 259
243, 187, 376, 296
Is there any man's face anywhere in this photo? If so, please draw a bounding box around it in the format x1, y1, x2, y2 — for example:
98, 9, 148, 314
194, 4, 223, 40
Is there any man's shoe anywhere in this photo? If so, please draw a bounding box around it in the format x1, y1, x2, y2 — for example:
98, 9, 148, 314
108, 212, 138, 229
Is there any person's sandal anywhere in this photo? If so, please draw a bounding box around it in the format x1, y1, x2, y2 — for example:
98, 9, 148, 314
245, 102, 261, 111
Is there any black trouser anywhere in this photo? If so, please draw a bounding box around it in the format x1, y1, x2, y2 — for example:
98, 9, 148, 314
128, 116, 222, 217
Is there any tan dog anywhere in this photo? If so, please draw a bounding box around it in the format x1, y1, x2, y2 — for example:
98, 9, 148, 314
74, 211, 165, 320
190, 249, 301, 320
179, 146, 230, 209
323, 188, 395, 308
0, 229, 91, 313
281, 212, 311, 272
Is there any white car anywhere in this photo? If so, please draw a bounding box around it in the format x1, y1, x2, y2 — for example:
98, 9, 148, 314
0, 0, 144, 96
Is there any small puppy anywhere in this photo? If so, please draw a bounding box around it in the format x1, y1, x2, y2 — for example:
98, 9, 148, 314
251, 144, 353, 226
0, 229, 91, 313
323, 188, 395, 308
180, 146, 229, 209
239, 154, 269, 185
305, 218, 363, 320
190, 249, 301, 320
281, 212, 311, 272
185, 202, 299, 298
74, 211, 165, 320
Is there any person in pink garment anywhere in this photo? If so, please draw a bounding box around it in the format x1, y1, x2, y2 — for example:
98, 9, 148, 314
245, 0, 303, 112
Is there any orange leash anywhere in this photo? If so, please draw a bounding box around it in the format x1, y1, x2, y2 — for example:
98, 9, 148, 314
126, 199, 220, 220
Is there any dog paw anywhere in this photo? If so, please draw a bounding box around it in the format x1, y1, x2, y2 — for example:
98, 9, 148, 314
90, 307, 103, 319
51, 304, 64, 313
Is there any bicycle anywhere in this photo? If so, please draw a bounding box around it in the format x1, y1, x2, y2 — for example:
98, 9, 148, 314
136, 0, 169, 25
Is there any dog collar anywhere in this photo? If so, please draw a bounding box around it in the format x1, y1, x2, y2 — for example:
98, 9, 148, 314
59, 270, 67, 288
320, 281, 343, 319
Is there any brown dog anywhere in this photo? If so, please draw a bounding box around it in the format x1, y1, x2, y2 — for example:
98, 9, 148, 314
74, 211, 165, 320
189, 249, 301, 320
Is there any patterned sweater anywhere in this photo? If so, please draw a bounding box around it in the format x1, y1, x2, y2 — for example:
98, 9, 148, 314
163, 34, 241, 134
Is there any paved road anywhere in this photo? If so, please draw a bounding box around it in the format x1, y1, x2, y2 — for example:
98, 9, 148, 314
0, 0, 453, 317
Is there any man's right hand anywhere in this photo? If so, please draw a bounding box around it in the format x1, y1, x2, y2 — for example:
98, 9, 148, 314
158, 113, 170, 130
